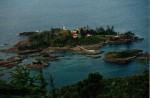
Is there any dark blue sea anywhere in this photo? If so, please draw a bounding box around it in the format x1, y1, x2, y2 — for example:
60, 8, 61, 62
0, 0, 149, 87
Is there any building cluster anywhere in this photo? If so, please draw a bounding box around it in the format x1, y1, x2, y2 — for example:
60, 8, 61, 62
71, 29, 80, 38
62, 26, 92, 39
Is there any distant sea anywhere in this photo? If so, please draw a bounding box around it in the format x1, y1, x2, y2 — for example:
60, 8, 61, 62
0, 0, 149, 87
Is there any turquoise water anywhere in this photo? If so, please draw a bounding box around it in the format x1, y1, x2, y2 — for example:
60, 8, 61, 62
0, 0, 149, 87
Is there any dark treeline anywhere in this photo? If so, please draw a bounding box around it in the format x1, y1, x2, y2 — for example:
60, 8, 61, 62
57, 71, 149, 98
0, 65, 149, 98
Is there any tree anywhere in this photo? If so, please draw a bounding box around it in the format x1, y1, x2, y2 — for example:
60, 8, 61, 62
96, 27, 105, 35
106, 25, 116, 35
80, 28, 85, 37
124, 31, 135, 39
36, 69, 47, 90
49, 74, 57, 98
77, 72, 104, 98
11, 65, 31, 86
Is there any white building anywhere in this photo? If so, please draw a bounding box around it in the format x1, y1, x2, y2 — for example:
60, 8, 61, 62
62, 26, 67, 30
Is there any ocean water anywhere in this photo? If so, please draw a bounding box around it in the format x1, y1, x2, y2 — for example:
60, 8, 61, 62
0, 0, 149, 87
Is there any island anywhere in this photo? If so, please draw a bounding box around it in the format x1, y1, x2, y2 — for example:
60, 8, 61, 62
104, 49, 144, 64
1, 26, 143, 54
0, 26, 144, 69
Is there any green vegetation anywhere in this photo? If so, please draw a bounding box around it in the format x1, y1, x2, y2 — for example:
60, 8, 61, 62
105, 49, 142, 58
5, 66, 48, 96
0, 65, 149, 98
95, 25, 116, 35
58, 71, 149, 98
17, 26, 137, 50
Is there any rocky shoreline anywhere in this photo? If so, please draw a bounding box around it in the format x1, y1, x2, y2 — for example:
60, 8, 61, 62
0, 44, 102, 69
0, 30, 146, 69
72, 46, 101, 55
0, 56, 24, 68
105, 56, 136, 64
0, 36, 143, 54
106, 38, 144, 45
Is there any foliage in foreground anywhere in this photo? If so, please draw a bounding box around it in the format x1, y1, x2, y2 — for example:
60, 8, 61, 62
0, 66, 149, 98
58, 71, 149, 98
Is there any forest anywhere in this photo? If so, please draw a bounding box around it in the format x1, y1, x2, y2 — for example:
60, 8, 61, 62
0, 65, 149, 98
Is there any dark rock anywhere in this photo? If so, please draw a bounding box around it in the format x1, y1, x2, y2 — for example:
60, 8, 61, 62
0, 73, 4, 77
3, 43, 9, 46
25, 60, 48, 70
19, 32, 37, 36
18, 49, 42, 55
87, 55, 101, 59
37, 56, 59, 62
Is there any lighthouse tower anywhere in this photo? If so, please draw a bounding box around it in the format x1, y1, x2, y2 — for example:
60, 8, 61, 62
62, 26, 66, 30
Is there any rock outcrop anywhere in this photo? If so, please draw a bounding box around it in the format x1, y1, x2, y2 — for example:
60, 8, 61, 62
25, 60, 48, 70
0, 40, 29, 53
42, 47, 71, 54
0, 56, 24, 68
72, 46, 101, 55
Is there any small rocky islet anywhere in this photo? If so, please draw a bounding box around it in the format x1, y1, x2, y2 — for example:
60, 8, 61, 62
0, 26, 148, 69
104, 49, 149, 64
